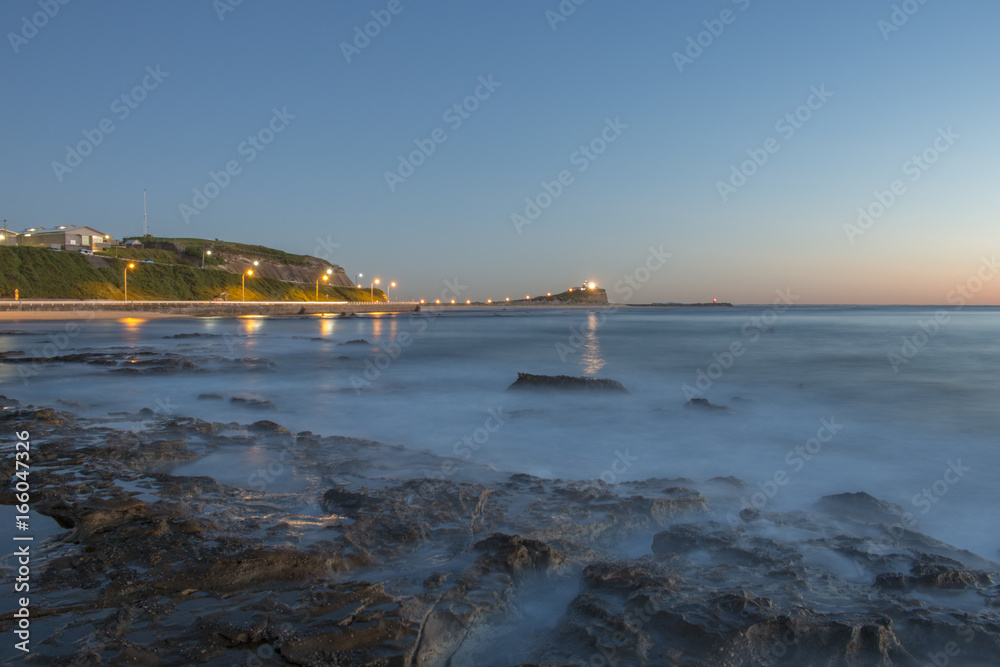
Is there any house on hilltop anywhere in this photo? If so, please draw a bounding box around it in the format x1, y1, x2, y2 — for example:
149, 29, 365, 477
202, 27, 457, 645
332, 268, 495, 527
18, 225, 114, 251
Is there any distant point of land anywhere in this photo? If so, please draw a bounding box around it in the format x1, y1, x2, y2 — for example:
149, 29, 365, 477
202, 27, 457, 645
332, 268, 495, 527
630, 302, 733, 307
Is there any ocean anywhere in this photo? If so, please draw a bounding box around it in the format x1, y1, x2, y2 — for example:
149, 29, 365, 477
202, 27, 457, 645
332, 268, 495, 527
4, 305, 998, 563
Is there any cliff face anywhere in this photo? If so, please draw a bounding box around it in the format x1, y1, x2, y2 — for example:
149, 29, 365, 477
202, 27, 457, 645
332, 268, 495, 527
134, 238, 356, 287
219, 256, 355, 287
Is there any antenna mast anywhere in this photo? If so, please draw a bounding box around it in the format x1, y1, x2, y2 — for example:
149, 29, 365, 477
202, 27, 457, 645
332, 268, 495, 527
143, 189, 148, 236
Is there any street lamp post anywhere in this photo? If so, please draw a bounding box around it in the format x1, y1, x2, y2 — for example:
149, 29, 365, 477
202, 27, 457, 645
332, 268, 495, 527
202, 248, 212, 268
242, 269, 253, 302
370, 277, 380, 301
315, 269, 332, 301
124, 262, 135, 301
388, 281, 396, 302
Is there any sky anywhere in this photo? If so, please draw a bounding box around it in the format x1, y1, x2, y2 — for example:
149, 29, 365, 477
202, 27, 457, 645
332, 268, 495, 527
1, 0, 998, 305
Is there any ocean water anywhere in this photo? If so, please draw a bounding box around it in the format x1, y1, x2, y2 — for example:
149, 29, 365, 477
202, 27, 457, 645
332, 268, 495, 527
3, 306, 998, 561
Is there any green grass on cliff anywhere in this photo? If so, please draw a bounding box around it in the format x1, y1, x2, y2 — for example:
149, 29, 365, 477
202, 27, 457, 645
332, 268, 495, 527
0, 247, 382, 301
529, 288, 608, 303
123, 237, 334, 268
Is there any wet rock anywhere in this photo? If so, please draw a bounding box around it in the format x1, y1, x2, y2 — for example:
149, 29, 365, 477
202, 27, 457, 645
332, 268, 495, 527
340, 338, 370, 345
321, 487, 378, 518
815, 491, 910, 525
507, 372, 629, 393
163, 332, 220, 339
229, 396, 275, 410
248, 420, 292, 435
473, 533, 565, 577
197, 393, 223, 400
7, 401, 1000, 666
155, 547, 338, 594
684, 397, 728, 411
876, 563, 994, 591
26, 407, 72, 426
0, 395, 21, 409
708, 475, 747, 489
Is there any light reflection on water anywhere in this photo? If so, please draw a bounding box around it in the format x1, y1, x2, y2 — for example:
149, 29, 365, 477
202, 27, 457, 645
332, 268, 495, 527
581, 311, 605, 376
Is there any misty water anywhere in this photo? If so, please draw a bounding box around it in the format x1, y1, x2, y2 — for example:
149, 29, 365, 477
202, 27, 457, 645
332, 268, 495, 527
4, 306, 999, 562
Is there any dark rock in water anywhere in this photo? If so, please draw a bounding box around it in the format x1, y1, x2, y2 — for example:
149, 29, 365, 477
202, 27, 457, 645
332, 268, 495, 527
197, 393, 223, 400
473, 533, 565, 577
0, 395, 21, 409
731, 395, 755, 405
684, 397, 728, 411
137, 408, 156, 417
708, 475, 747, 489
229, 396, 275, 410
740, 507, 760, 521
816, 491, 909, 524
876, 563, 994, 591
248, 420, 291, 435
506, 372, 629, 393
321, 487, 378, 518
340, 338, 370, 345
154, 547, 337, 594
163, 332, 221, 339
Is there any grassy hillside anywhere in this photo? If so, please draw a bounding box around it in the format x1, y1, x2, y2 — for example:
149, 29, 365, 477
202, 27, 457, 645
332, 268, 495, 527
122, 237, 332, 268
528, 287, 609, 304
0, 247, 383, 301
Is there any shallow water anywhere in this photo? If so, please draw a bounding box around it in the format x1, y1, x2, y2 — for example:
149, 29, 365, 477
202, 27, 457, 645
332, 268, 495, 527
2, 305, 998, 560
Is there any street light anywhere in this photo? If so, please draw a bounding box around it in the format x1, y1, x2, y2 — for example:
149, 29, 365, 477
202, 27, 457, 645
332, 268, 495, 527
370, 277, 380, 301
123, 262, 135, 301
388, 281, 396, 301
202, 248, 212, 268
242, 269, 253, 302
315, 271, 330, 300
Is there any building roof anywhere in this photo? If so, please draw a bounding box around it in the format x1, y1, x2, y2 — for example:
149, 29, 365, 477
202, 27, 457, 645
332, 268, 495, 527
19, 225, 110, 236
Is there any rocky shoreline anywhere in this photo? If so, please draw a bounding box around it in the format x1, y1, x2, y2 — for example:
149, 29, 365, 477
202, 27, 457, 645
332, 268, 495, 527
1, 398, 999, 665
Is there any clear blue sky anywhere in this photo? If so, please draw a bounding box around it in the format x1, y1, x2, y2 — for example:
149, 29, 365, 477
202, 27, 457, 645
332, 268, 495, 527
2, 0, 997, 304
